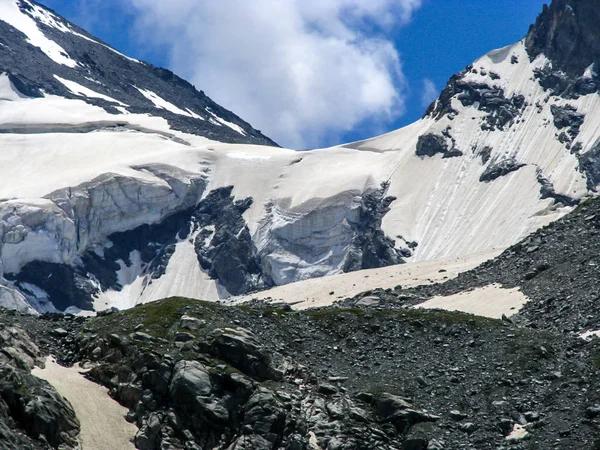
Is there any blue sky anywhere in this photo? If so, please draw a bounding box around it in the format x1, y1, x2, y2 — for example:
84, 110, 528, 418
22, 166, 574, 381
42, 0, 547, 149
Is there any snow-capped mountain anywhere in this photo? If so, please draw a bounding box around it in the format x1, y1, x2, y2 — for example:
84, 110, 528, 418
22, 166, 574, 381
0, 0, 276, 146
2, 0, 600, 313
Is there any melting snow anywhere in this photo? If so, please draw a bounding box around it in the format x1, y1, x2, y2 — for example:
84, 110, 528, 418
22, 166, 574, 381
0, 73, 27, 101
24, 0, 140, 63
506, 424, 529, 440
206, 107, 247, 135
54, 75, 128, 106
0, 0, 78, 67
135, 87, 203, 119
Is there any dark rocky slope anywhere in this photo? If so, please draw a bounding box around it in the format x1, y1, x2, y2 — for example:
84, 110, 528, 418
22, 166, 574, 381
526, 0, 600, 97
5, 297, 600, 449
0, 311, 80, 449
345, 193, 600, 337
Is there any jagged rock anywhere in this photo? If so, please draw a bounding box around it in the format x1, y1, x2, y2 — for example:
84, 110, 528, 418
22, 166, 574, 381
526, 1, 600, 87
551, 104, 584, 141
536, 168, 578, 206
415, 134, 449, 157
425, 76, 525, 130
194, 187, 266, 295
577, 140, 600, 190
479, 158, 526, 182
210, 327, 280, 381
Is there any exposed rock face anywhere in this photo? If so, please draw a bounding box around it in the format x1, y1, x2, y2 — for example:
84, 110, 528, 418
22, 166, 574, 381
10, 261, 98, 311
0, 318, 80, 449
532, 64, 598, 97
342, 184, 406, 271
479, 158, 526, 182
577, 140, 600, 191
526, 0, 600, 80
536, 168, 579, 206
3, 180, 405, 309
550, 104, 584, 142
526, 1, 600, 97
193, 187, 267, 296
425, 74, 526, 131
415, 134, 449, 157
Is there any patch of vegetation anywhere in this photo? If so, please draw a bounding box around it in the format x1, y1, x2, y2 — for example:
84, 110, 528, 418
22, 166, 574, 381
303, 306, 501, 330
504, 329, 556, 373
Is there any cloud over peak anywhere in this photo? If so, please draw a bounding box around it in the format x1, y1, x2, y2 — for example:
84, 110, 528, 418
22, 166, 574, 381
126, 0, 422, 149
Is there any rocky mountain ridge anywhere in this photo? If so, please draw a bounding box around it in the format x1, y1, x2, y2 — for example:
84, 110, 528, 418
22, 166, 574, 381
4, 294, 600, 449
0, 0, 276, 146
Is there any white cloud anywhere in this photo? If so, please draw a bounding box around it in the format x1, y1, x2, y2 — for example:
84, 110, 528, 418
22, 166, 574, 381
124, 0, 422, 149
421, 78, 438, 109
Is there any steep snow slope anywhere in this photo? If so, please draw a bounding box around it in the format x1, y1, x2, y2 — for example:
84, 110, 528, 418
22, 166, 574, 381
2, 0, 600, 313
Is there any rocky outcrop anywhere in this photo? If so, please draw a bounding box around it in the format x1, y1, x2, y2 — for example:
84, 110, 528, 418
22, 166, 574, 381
0, 318, 80, 449
415, 134, 449, 157
536, 168, 579, 206
425, 74, 526, 131
577, 140, 600, 191
193, 187, 267, 296
342, 183, 406, 271
67, 300, 455, 449
551, 104, 584, 142
479, 158, 526, 182
20, 293, 600, 449
526, 0, 600, 86
532, 65, 598, 97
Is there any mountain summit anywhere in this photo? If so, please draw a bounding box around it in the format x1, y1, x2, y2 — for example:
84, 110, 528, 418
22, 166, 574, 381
0, 0, 277, 145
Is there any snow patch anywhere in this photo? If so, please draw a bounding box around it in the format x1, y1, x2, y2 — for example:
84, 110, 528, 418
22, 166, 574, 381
580, 329, 600, 340
414, 284, 529, 319
0, 0, 78, 67
54, 75, 128, 106
227, 152, 271, 161
206, 107, 247, 135
506, 423, 529, 441
135, 87, 202, 119
0, 73, 28, 101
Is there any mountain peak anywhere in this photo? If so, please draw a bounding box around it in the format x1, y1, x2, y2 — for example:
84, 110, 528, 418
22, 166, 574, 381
0, 0, 278, 146
526, 0, 600, 80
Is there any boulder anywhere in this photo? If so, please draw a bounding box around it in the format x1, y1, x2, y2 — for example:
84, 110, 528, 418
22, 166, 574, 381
211, 328, 280, 381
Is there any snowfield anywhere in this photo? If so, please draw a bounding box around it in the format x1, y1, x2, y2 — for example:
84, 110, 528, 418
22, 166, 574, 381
2, 1, 600, 313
